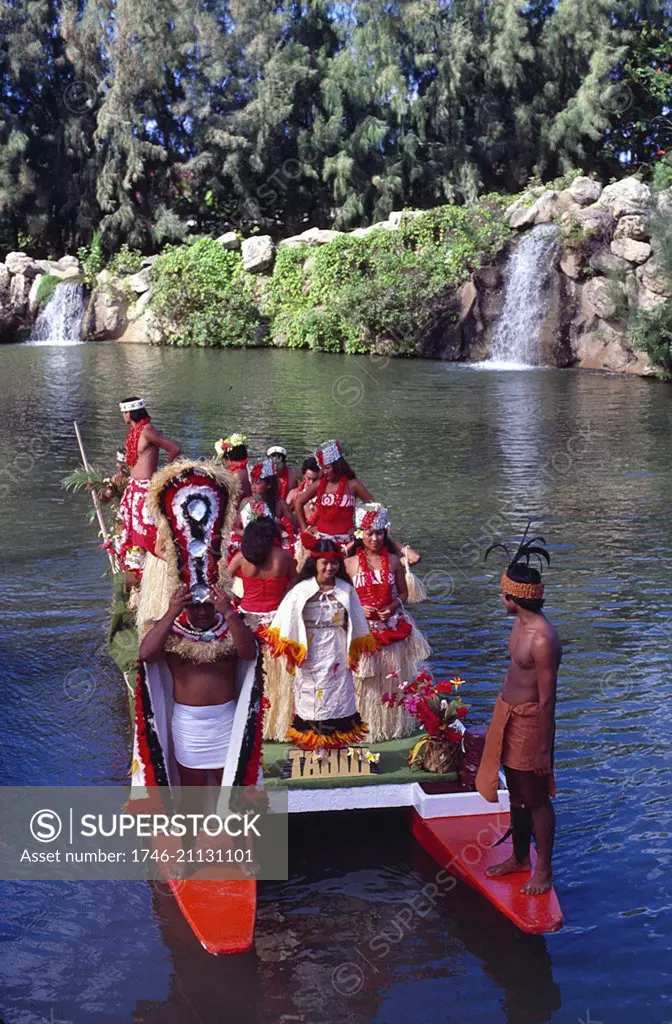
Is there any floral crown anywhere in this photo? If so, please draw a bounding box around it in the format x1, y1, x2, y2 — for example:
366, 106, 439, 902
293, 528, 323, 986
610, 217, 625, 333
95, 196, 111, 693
355, 503, 389, 535
250, 458, 275, 483
315, 439, 343, 468
241, 500, 273, 527
214, 432, 248, 457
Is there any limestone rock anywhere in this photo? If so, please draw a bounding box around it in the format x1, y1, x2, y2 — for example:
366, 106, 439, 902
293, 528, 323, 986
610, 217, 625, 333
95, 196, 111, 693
9, 273, 30, 315
581, 277, 619, 321
241, 235, 275, 272
559, 249, 583, 279
568, 177, 603, 207
567, 204, 614, 238
84, 283, 129, 339
600, 177, 651, 219
0, 263, 9, 298
56, 254, 80, 270
350, 222, 396, 238
613, 214, 650, 242
588, 246, 629, 276
388, 210, 425, 228
610, 237, 651, 264
128, 266, 152, 294
141, 254, 159, 267
55, 266, 81, 282
116, 306, 161, 344
636, 284, 667, 312
5, 252, 39, 278
28, 274, 45, 316
636, 257, 672, 297
279, 227, 342, 248
96, 268, 112, 286
574, 323, 652, 375
508, 190, 577, 229
215, 232, 240, 250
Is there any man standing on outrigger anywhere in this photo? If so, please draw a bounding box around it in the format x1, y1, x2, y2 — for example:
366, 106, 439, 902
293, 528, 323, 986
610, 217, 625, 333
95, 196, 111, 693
114, 397, 181, 580
476, 525, 560, 896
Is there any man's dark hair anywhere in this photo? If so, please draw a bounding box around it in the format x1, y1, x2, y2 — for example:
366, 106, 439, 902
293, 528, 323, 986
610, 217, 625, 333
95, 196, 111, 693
224, 444, 248, 461
122, 396, 150, 423
505, 561, 545, 613
241, 518, 281, 566
295, 539, 350, 584
302, 456, 320, 474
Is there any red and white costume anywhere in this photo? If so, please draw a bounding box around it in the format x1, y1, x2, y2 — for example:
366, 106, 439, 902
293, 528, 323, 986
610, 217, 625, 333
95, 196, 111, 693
350, 505, 431, 741
112, 411, 157, 579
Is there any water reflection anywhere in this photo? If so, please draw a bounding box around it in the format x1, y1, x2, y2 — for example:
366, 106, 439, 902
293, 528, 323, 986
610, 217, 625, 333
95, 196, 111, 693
1, 345, 671, 1023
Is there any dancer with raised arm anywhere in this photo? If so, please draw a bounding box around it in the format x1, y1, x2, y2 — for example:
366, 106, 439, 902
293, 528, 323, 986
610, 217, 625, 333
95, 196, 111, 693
114, 397, 181, 580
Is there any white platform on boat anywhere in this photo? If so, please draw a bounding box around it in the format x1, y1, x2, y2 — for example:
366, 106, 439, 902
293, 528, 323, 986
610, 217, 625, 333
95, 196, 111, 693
288, 781, 510, 818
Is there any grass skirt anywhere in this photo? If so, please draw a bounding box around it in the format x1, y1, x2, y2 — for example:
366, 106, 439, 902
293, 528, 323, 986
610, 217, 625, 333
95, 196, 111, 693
354, 615, 431, 741
242, 609, 295, 742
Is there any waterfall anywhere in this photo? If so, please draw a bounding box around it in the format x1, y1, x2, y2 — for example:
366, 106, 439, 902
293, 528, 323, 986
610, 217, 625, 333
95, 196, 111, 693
29, 282, 85, 345
485, 224, 558, 368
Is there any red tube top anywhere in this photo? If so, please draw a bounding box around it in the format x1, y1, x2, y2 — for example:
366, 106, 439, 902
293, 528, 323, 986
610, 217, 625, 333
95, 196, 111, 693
239, 575, 290, 612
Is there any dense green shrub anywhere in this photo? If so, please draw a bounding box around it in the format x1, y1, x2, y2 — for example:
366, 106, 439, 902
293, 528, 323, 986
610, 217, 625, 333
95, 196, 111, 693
107, 243, 144, 278
78, 230, 105, 288
630, 301, 672, 377
267, 202, 511, 353
35, 274, 61, 309
150, 238, 261, 346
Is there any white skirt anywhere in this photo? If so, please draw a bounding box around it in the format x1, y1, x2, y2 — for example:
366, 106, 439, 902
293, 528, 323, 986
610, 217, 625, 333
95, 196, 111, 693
172, 701, 235, 769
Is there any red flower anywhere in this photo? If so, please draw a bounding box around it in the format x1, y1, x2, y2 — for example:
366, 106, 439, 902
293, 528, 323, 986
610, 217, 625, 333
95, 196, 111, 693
456, 705, 468, 719
382, 692, 397, 707
418, 700, 442, 737
435, 680, 453, 695
404, 681, 418, 695
416, 670, 433, 685
446, 729, 462, 744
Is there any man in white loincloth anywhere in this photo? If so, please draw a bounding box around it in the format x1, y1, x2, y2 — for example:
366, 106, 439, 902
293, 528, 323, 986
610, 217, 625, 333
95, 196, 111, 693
139, 583, 257, 785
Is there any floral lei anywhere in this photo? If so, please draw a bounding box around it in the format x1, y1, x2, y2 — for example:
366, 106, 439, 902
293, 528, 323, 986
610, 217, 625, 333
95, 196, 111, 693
225, 458, 248, 472
356, 546, 392, 609
277, 465, 289, 498
316, 474, 348, 522
125, 417, 151, 467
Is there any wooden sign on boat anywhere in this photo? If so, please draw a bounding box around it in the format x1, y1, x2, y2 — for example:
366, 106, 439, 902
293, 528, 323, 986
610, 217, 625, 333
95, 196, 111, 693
287, 746, 380, 779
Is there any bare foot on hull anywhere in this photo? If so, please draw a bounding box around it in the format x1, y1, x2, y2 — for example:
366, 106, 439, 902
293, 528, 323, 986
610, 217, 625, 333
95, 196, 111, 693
520, 869, 552, 895
485, 854, 531, 878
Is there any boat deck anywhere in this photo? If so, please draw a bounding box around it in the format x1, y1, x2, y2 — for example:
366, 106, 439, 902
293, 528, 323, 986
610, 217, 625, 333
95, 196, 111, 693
262, 734, 510, 817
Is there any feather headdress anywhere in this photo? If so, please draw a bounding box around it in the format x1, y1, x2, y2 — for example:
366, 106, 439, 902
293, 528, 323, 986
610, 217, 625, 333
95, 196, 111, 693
485, 520, 550, 600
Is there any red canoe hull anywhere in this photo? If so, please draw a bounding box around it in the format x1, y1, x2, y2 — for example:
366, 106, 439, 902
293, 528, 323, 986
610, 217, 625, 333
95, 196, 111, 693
169, 877, 257, 955
411, 809, 563, 934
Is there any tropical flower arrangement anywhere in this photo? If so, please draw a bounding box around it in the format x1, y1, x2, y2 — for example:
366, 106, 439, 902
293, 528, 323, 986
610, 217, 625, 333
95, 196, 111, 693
382, 670, 469, 773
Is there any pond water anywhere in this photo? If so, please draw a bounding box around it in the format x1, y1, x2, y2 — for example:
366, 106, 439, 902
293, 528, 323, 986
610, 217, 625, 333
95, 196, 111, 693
1, 344, 671, 1024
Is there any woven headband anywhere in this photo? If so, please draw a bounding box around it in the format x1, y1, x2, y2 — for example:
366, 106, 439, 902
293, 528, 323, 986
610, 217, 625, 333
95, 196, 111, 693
501, 572, 544, 600
119, 399, 145, 412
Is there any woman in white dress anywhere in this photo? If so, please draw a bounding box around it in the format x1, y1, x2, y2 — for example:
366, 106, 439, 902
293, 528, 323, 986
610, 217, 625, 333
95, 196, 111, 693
263, 539, 376, 748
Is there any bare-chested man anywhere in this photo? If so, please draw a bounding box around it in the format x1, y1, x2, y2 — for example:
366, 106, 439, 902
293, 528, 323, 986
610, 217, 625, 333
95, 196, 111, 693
477, 534, 560, 896
115, 397, 181, 579
139, 583, 257, 787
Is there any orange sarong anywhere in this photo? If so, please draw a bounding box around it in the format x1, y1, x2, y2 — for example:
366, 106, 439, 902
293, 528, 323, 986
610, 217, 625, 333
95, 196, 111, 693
476, 695, 555, 803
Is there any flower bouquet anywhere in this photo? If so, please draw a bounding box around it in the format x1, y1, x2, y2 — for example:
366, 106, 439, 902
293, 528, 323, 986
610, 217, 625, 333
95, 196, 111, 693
382, 670, 468, 774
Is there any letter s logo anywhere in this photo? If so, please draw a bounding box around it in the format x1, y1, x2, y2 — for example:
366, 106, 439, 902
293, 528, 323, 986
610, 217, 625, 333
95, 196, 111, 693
30, 809, 62, 843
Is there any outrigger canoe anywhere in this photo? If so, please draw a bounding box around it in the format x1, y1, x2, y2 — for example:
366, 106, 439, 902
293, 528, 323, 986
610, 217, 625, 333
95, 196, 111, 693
109, 581, 562, 954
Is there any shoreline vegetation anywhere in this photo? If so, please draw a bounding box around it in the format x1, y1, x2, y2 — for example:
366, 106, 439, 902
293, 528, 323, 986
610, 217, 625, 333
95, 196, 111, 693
1, 0, 671, 370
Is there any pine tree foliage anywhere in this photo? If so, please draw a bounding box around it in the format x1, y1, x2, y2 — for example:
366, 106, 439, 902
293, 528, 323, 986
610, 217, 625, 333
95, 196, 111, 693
0, 0, 671, 252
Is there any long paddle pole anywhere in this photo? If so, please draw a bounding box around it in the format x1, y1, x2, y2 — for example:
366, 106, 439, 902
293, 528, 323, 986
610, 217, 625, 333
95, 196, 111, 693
73, 420, 117, 571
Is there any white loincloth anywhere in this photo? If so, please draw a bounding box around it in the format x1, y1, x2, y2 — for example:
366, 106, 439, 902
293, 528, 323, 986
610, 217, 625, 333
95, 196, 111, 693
172, 700, 236, 769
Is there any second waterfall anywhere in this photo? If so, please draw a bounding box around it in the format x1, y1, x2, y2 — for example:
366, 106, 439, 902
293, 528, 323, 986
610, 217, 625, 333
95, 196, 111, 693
487, 224, 559, 367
